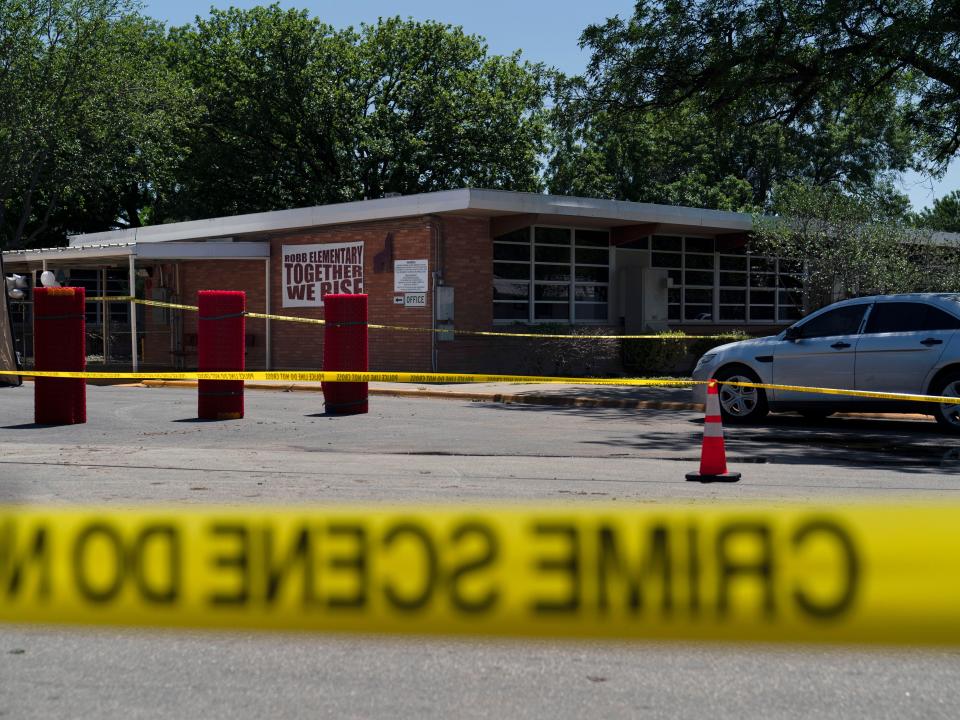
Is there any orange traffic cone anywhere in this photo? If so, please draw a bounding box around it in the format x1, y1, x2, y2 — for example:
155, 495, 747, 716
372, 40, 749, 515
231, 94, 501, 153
686, 378, 741, 482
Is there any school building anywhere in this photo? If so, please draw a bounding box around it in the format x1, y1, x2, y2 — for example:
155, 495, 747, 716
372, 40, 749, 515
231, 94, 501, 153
2, 189, 805, 374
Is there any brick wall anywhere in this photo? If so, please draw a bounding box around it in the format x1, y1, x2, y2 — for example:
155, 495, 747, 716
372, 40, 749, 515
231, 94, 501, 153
142, 260, 268, 369
269, 218, 436, 371
435, 216, 494, 373
432, 216, 623, 376
140, 214, 627, 376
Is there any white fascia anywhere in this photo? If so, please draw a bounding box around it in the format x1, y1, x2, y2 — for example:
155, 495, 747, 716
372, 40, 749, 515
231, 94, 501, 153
69, 190, 473, 248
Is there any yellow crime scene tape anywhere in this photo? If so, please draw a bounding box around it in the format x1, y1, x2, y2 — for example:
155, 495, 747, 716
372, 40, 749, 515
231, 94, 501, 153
86, 296, 740, 340
0, 368, 696, 386
2, 367, 960, 405
1, 503, 959, 645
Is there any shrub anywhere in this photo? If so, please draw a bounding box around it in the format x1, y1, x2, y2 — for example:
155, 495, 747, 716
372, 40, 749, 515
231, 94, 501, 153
622, 331, 747, 375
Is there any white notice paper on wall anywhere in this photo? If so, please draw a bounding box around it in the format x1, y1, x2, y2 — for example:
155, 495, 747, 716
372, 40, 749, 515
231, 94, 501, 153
394, 259, 429, 293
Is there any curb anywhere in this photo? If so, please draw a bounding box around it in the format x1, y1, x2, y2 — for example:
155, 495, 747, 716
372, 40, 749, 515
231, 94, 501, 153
19, 378, 934, 420
138, 379, 703, 412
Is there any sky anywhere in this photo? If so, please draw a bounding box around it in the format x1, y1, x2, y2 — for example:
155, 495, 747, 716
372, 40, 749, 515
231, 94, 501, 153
143, 0, 958, 211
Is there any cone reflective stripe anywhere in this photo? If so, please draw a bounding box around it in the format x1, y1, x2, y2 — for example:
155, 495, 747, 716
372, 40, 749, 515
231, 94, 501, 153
686, 378, 741, 482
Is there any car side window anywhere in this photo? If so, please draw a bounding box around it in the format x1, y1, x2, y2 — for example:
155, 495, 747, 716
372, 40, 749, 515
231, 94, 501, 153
798, 304, 867, 338
863, 302, 927, 333
923, 306, 960, 331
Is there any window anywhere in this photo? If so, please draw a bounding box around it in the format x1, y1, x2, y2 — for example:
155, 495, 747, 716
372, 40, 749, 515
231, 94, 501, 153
494, 227, 807, 326
865, 303, 927, 334
493, 228, 531, 321
650, 236, 803, 324
924, 306, 960, 331
493, 227, 610, 323
798, 304, 868, 338
864, 302, 960, 333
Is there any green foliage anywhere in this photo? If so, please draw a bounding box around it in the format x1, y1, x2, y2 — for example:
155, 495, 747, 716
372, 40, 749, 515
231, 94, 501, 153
548, 88, 758, 210
2, 3, 550, 240
2, 1, 954, 249
552, 1, 925, 209
495, 324, 621, 376
622, 331, 747, 375
350, 17, 547, 199
163, 9, 549, 220
575, 1, 957, 171
164, 6, 357, 219
0, 1, 196, 248
752, 181, 960, 308
913, 190, 960, 233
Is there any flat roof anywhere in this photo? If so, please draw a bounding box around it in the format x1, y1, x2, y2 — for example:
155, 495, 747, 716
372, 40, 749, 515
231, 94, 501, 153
2, 241, 270, 268
66, 189, 755, 248
6, 189, 957, 262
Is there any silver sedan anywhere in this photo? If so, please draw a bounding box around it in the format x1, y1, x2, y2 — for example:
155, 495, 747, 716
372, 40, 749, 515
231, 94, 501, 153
691, 294, 960, 432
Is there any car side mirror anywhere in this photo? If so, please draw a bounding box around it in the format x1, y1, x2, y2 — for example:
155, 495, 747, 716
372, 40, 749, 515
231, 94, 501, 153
784, 326, 801, 341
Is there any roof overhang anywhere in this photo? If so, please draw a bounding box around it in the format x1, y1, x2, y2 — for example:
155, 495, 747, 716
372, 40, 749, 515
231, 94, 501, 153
64, 189, 755, 248
1, 241, 270, 270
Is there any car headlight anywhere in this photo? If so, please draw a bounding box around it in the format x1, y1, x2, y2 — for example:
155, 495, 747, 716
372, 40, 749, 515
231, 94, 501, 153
695, 353, 717, 368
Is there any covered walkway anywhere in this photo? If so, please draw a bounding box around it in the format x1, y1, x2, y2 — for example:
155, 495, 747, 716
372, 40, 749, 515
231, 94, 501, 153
1, 240, 270, 371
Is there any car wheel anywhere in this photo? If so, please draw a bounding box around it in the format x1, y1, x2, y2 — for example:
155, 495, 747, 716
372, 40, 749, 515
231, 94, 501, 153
713, 366, 769, 424
931, 371, 960, 434
799, 410, 834, 422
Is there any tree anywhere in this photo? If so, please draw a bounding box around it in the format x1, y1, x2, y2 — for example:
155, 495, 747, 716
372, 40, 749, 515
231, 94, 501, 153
579, 1, 959, 169
552, 1, 920, 209
913, 190, 960, 232
0, 1, 194, 249
164, 5, 359, 220
351, 17, 548, 199
752, 181, 960, 311
548, 81, 757, 210
164, 9, 550, 220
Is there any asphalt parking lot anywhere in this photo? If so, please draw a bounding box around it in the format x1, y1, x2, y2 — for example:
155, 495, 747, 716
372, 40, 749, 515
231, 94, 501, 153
2, 383, 959, 505
2, 383, 959, 719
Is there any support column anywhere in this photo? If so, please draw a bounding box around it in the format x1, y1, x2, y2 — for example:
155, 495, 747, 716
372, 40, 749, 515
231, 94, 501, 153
100, 268, 109, 365
128, 255, 138, 372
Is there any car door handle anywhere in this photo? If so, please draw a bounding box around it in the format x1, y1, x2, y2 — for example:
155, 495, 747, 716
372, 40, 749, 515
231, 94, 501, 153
830, 342, 851, 349
921, 338, 943, 346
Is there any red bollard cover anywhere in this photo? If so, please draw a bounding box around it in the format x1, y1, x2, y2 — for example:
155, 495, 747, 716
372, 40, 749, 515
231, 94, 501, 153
34, 286, 86, 425
321, 294, 368, 414
197, 290, 245, 420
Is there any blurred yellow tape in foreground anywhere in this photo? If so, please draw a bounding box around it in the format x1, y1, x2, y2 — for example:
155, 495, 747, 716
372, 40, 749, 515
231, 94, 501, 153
2, 504, 958, 644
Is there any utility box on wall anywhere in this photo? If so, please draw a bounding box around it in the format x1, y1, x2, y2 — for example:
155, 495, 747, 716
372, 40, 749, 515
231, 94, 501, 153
436, 286, 454, 341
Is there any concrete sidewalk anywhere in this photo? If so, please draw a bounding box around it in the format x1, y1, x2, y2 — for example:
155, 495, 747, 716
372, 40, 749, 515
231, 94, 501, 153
137, 378, 702, 410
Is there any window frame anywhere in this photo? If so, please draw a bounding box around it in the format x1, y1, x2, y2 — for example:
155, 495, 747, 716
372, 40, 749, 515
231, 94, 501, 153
494, 228, 808, 326
796, 302, 871, 339
493, 225, 611, 325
